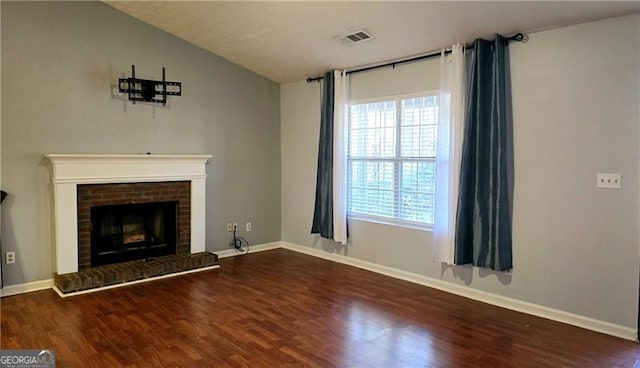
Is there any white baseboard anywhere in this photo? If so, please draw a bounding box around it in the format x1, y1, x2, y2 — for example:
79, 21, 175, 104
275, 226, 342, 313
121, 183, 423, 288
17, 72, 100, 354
213, 241, 282, 259
1, 279, 54, 297
280, 241, 637, 341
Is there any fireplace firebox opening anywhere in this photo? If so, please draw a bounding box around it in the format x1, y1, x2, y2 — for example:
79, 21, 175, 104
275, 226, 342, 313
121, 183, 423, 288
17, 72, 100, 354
91, 201, 178, 267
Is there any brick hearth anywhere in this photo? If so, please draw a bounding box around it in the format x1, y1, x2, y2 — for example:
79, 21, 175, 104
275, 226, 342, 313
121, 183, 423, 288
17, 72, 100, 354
54, 252, 219, 294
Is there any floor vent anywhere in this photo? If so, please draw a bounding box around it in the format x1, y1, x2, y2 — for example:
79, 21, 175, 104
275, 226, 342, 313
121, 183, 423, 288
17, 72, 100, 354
338, 29, 374, 46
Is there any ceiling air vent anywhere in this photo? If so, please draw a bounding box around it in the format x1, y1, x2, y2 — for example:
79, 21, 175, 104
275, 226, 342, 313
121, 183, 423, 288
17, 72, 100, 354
338, 29, 374, 46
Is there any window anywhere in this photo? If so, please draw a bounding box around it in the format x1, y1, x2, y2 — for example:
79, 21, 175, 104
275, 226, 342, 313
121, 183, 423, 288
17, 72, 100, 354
347, 92, 438, 227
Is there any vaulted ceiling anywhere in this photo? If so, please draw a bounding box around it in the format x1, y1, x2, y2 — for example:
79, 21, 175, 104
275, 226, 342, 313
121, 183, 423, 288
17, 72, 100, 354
105, 1, 640, 83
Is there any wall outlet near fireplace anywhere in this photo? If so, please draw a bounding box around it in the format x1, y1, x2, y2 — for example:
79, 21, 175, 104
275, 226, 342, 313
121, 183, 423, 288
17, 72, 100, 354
5, 252, 16, 264
226, 223, 233, 232
246, 222, 252, 232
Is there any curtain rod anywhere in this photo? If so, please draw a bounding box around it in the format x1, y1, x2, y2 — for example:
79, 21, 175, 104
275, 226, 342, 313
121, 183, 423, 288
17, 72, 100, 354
306, 33, 527, 83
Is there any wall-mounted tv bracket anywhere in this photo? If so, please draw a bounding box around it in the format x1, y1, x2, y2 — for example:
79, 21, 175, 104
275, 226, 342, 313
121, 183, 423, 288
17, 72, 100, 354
118, 65, 182, 105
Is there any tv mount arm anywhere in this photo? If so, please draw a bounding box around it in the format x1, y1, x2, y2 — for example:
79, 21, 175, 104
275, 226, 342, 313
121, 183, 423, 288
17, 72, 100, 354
118, 65, 182, 106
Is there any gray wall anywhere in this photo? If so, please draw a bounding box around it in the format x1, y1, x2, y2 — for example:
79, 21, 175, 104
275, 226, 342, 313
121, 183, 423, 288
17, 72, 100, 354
1, 1, 281, 285
281, 14, 640, 329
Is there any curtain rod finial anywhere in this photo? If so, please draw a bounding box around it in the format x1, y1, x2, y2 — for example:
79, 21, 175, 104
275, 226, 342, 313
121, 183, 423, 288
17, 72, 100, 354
513, 33, 529, 43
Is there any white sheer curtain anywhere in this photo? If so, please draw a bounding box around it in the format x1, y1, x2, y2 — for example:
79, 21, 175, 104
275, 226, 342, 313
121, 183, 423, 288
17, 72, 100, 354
333, 70, 348, 244
433, 44, 466, 263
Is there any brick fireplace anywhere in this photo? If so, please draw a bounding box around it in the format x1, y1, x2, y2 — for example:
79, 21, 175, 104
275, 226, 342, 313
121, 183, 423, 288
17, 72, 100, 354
45, 154, 211, 275
77, 181, 191, 270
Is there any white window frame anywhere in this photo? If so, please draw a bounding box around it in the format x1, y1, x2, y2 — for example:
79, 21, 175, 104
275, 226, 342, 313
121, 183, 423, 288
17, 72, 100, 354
346, 90, 439, 231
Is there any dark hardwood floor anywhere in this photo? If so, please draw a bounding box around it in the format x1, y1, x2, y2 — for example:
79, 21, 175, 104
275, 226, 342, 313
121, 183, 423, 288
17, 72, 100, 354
1, 248, 639, 367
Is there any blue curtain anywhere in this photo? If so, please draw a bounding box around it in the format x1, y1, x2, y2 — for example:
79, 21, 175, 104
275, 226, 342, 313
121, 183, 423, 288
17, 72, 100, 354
455, 35, 513, 271
311, 72, 335, 239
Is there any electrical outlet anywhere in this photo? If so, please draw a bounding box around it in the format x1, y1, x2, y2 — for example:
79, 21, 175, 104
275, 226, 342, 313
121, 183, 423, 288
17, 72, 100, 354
597, 173, 622, 189
6, 252, 15, 264
246, 222, 252, 232
226, 223, 233, 232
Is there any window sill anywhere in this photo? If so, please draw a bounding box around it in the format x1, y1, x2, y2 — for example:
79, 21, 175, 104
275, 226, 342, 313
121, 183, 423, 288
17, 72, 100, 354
347, 214, 432, 232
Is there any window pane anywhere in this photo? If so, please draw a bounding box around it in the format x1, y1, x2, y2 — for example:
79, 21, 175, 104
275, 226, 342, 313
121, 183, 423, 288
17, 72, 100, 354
350, 104, 365, 130
364, 161, 394, 191
349, 128, 363, 157
400, 160, 417, 192
417, 161, 436, 194
349, 160, 364, 189
348, 160, 395, 218
400, 95, 438, 158
349, 101, 396, 158
399, 193, 434, 224
399, 161, 435, 223
419, 125, 437, 157
363, 188, 394, 218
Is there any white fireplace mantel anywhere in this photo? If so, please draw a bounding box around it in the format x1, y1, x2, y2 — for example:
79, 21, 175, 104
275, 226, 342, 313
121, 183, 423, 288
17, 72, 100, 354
45, 154, 212, 275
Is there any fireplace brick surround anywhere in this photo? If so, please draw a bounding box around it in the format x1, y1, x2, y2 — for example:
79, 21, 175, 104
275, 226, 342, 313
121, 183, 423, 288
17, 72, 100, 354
77, 181, 191, 270
45, 154, 211, 276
